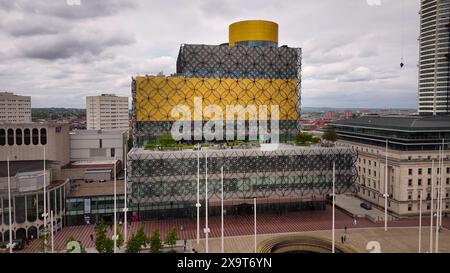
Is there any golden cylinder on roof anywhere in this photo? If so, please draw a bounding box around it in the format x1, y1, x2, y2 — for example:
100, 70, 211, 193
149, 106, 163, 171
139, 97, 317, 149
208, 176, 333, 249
229, 20, 278, 46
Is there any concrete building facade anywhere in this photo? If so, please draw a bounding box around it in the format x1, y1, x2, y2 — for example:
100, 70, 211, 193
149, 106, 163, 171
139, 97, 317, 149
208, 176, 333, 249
70, 129, 128, 165
86, 94, 129, 130
331, 116, 450, 217
0, 92, 31, 123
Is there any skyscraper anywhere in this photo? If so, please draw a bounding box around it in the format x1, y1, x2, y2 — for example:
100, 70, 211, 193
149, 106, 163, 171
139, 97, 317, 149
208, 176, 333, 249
418, 0, 450, 115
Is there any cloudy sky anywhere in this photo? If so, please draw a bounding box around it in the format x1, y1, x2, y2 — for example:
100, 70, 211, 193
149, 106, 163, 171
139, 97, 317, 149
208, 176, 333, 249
0, 0, 420, 109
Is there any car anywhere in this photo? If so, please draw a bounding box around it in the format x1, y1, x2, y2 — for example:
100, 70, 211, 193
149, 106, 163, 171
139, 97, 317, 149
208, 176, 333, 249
360, 202, 372, 210
12, 239, 25, 251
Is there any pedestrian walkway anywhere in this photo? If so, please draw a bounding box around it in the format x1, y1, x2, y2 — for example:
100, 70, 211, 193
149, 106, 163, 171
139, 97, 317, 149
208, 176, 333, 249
15, 205, 449, 253
335, 194, 392, 222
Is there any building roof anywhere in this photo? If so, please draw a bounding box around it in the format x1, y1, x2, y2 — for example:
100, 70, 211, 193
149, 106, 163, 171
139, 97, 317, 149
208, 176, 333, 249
70, 129, 128, 135
0, 160, 51, 177
331, 115, 450, 131
68, 180, 124, 198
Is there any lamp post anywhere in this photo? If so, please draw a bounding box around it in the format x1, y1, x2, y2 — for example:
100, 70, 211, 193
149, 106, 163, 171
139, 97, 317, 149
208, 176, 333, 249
196, 146, 201, 245
384, 139, 388, 232
221, 166, 224, 254
204, 150, 209, 253
6, 157, 13, 253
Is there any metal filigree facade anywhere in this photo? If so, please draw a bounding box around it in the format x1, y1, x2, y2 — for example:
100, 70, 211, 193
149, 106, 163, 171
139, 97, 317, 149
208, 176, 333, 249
127, 146, 357, 219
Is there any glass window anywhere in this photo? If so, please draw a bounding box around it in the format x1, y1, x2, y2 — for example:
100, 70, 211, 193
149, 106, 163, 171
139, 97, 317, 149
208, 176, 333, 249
32, 128, 39, 145
27, 194, 37, 222
3, 198, 14, 225
15, 196, 26, 224
7, 129, 14, 146
40, 128, 47, 145
15, 129, 22, 146
24, 128, 31, 145
111, 148, 115, 158
0, 129, 5, 146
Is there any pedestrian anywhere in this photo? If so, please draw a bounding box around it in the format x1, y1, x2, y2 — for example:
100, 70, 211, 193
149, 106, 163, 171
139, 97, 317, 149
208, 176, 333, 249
353, 218, 357, 226
345, 226, 347, 233
344, 234, 347, 243
340, 236, 344, 244
180, 224, 184, 231
90, 234, 94, 241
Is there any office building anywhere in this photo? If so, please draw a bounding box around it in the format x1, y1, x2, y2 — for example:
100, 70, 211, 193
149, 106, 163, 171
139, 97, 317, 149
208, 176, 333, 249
0, 92, 31, 123
86, 94, 129, 130
331, 115, 450, 217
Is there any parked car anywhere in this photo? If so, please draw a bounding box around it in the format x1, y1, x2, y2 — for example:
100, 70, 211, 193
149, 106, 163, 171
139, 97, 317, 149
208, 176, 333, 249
12, 239, 25, 250
360, 202, 372, 210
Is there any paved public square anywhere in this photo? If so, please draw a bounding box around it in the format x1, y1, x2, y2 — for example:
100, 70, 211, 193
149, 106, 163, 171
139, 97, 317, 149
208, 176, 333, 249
15, 205, 450, 253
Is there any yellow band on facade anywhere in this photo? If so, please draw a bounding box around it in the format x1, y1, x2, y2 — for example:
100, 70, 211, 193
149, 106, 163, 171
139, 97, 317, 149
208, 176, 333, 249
229, 20, 278, 46
135, 76, 297, 121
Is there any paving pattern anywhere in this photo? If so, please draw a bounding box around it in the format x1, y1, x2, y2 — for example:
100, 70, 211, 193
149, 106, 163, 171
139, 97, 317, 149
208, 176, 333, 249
15, 205, 450, 253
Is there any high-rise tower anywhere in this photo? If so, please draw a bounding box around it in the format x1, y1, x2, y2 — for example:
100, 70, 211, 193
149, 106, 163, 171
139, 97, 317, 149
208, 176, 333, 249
418, 0, 450, 115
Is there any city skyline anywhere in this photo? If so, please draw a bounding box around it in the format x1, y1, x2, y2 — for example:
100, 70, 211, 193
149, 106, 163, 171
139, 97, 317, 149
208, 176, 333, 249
0, 0, 420, 109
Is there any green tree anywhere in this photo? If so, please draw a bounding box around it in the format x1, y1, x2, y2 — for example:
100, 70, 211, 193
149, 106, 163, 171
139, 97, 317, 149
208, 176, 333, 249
164, 227, 178, 252
295, 132, 320, 146
159, 133, 177, 147
150, 228, 162, 253
38, 226, 50, 253
127, 136, 133, 152
115, 225, 124, 249
95, 221, 114, 253
125, 234, 141, 253
322, 127, 337, 143
126, 225, 148, 253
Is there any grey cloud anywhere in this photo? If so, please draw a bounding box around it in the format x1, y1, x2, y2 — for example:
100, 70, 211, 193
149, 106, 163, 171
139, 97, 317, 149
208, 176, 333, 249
0, 0, 137, 19
17, 31, 135, 60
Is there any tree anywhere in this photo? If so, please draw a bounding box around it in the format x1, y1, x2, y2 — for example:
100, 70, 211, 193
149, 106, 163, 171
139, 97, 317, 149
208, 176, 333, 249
322, 127, 337, 143
126, 225, 148, 253
159, 133, 177, 147
38, 226, 50, 253
150, 228, 162, 253
115, 225, 124, 249
127, 136, 133, 152
164, 227, 178, 252
295, 132, 321, 146
125, 234, 141, 253
95, 221, 114, 253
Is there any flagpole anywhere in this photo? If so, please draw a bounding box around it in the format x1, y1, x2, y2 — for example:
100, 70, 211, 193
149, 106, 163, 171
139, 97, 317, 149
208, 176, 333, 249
332, 161, 335, 254
205, 150, 209, 253
196, 146, 200, 245
221, 166, 224, 254
254, 197, 257, 254
430, 160, 434, 253
384, 139, 388, 232
7, 157, 13, 253
43, 146, 47, 253
113, 156, 117, 253
123, 145, 128, 244
418, 189, 422, 253
50, 210, 54, 253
